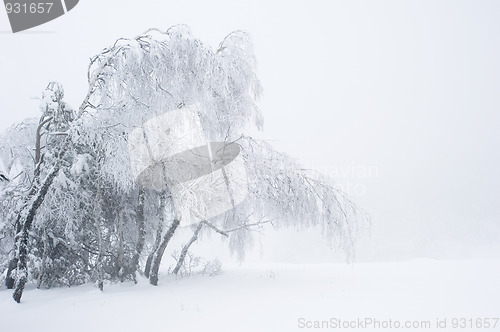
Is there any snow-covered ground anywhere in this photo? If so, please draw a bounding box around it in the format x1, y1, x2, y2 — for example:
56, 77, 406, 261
1, 259, 498, 331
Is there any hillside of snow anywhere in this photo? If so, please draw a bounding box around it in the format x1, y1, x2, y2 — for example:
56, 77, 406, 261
1, 259, 498, 332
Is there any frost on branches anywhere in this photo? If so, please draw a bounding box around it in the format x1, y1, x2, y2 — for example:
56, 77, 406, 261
0, 25, 368, 303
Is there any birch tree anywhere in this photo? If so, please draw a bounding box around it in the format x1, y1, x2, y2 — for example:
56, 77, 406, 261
0, 25, 367, 302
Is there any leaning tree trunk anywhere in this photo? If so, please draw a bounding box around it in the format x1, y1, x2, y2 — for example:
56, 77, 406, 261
172, 222, 204, 275
13, 159, 64, 303
149, 218, 180, 286
144, 221, 163, 279
9, 65, 108, 301
6, 118, 53, 289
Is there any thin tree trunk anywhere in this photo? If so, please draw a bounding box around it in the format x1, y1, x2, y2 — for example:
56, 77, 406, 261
144, 190, 166, 278
131, 188, 145, 280
37, 229, 49, 288
6, 118, 51, 289
94, 170, 104, 292
35, 116, 52, 166
12, 159, 64, 303
172, 222, 203, 275
144, 222, 162, 278
95, 222, 104, 292
149, 218, 180, 286
117, 210, 124, 282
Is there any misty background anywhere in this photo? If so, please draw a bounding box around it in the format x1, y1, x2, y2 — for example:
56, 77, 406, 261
1, 0, 499, 262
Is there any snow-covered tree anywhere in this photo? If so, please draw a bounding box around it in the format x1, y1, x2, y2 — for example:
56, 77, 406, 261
73, 25, 267, 286
3, 82, 75, 301
1, 25, 368, 303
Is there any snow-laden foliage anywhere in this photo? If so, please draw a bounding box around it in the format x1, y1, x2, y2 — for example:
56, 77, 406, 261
1, 26, 367, 299
237, 137, 366, 261
0, 121, 37, 286
76, 25, 262, 191
199, 136, 367, 262
0, 82, 77, 291
0, 119, 37, 186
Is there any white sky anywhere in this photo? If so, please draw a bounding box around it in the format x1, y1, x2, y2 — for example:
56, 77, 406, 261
1, 0, 499, 260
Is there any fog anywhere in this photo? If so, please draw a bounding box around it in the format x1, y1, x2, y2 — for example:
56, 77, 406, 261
1, 0, 499, 261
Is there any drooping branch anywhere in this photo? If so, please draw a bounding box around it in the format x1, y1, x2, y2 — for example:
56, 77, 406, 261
203, 218, 272, 237
172, 218, 272, 275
